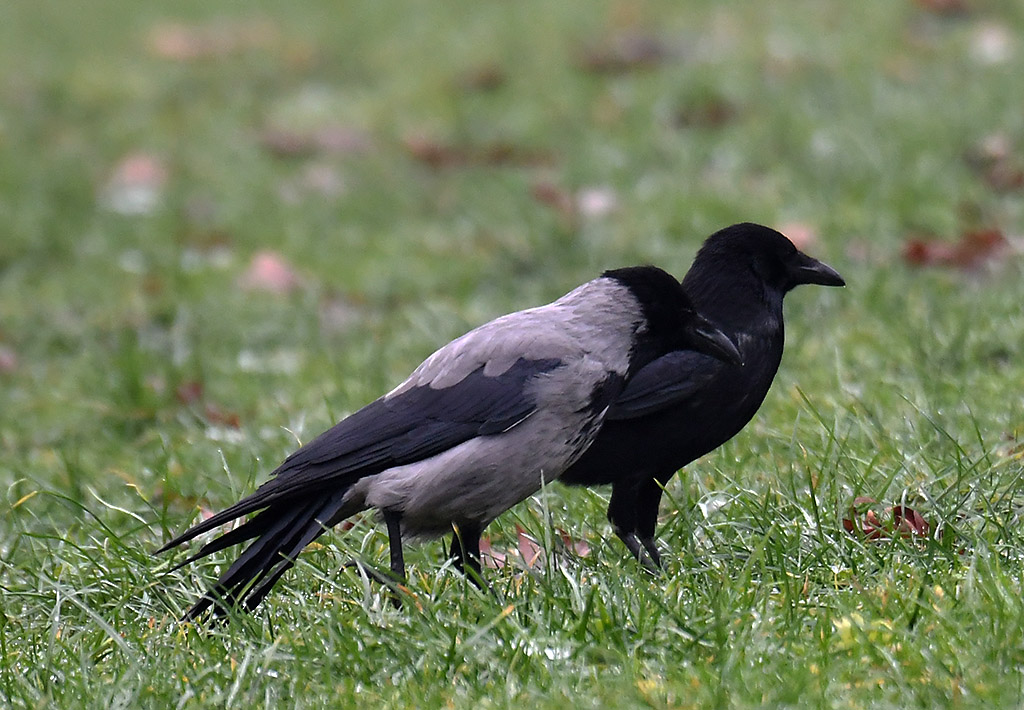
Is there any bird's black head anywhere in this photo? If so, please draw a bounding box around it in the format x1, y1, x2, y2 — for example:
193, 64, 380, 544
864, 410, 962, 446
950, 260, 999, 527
686, 223, 845, 296
604, 265, 742, 370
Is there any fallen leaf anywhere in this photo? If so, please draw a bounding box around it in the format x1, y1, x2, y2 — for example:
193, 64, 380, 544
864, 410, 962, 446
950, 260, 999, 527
843, 496, 886, 540
892, 505, 930, 537
515, 525, 543, 568
902, 228, 1008, 270
239, 250, 303, 294
479, 536, 507, 569
843, 497, 933, 542
557, 528, 591, 557
578, 33, 672, 74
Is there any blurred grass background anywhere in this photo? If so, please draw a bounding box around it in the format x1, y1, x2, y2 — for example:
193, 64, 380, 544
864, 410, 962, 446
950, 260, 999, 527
2, 1, 1024, 707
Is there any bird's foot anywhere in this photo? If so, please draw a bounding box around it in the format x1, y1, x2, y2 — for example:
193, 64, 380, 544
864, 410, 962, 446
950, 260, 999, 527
638, 536, 662, 570
614, 527, 661, 574
342, 559, 405, 608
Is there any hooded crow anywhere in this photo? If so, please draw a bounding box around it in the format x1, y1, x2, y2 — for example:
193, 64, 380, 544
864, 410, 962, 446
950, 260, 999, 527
560, 223, 845, 568
157, 265, 741, 618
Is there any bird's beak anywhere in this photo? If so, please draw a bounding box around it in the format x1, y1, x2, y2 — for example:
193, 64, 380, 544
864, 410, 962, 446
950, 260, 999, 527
788, 251, 846, 288
686, 315, 743, 366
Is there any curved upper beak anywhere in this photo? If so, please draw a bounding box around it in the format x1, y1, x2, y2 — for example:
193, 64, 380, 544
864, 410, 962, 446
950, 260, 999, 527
686, 314, 743, 366
789, 251, 845, 288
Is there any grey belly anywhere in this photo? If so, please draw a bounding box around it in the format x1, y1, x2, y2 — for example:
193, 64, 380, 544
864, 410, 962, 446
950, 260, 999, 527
343, 410, 599, 537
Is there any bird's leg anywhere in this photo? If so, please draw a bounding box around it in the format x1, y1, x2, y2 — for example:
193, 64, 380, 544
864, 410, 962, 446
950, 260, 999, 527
608, 481, 659, 573
449, 522, 487, 589
383, 509, 405, 580
342, 509, 406, 607
383, 510, 406, 608
635, 477, 668, 569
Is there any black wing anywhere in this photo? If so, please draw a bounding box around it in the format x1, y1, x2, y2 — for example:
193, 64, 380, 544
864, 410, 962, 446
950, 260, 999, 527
157, 356, 564, 552
605, 351, 721, 421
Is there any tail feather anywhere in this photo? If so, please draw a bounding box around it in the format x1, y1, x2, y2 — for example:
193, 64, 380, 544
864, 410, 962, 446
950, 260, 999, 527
171, 507, 283, 571
178, 493, 356, 620
182, 504, 312, 619
155, 484, 305, 555
238, 514, 341, 612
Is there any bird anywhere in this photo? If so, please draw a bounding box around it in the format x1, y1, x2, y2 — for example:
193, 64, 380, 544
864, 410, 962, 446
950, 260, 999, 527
559, 222, 845, 569
156, 265, 742, 618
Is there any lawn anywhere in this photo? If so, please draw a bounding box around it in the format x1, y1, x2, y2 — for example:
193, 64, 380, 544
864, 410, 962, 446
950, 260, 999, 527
2, 1, 1024, 707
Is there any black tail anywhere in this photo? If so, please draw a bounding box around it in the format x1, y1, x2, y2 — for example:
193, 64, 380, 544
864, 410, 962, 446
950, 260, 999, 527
162, 491, 356, 620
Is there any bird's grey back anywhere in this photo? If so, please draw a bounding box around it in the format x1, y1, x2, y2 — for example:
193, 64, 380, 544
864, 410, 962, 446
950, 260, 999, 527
389, 276, 644, 397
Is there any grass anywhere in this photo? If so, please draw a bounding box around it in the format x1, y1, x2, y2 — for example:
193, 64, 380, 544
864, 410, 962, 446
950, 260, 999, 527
2, 0, 1024, 707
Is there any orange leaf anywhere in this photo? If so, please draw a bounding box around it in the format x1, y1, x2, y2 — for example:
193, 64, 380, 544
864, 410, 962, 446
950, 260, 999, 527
515, 525, 543, 568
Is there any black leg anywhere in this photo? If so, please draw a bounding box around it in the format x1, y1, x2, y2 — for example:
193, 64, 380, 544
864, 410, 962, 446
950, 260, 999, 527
635, 477, 668, 569
608, 478, 664, 572
383, 509, 405, 580
342, 510, 405, 607
449, 522, 486, 588
608, 481, 657, 571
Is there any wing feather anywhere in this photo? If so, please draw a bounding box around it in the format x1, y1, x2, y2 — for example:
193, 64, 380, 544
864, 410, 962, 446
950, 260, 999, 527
156, 356, 564, 551
606, 351, 721, 421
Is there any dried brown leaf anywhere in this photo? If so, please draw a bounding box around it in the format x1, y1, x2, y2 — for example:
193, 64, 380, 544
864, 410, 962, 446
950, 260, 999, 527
903, 228, 1008, 270
479, 536, 507, 569
893, 505, 930, 537
843, 497, 933, 542
515, 525, 543, 568
557, 528, 591, 557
